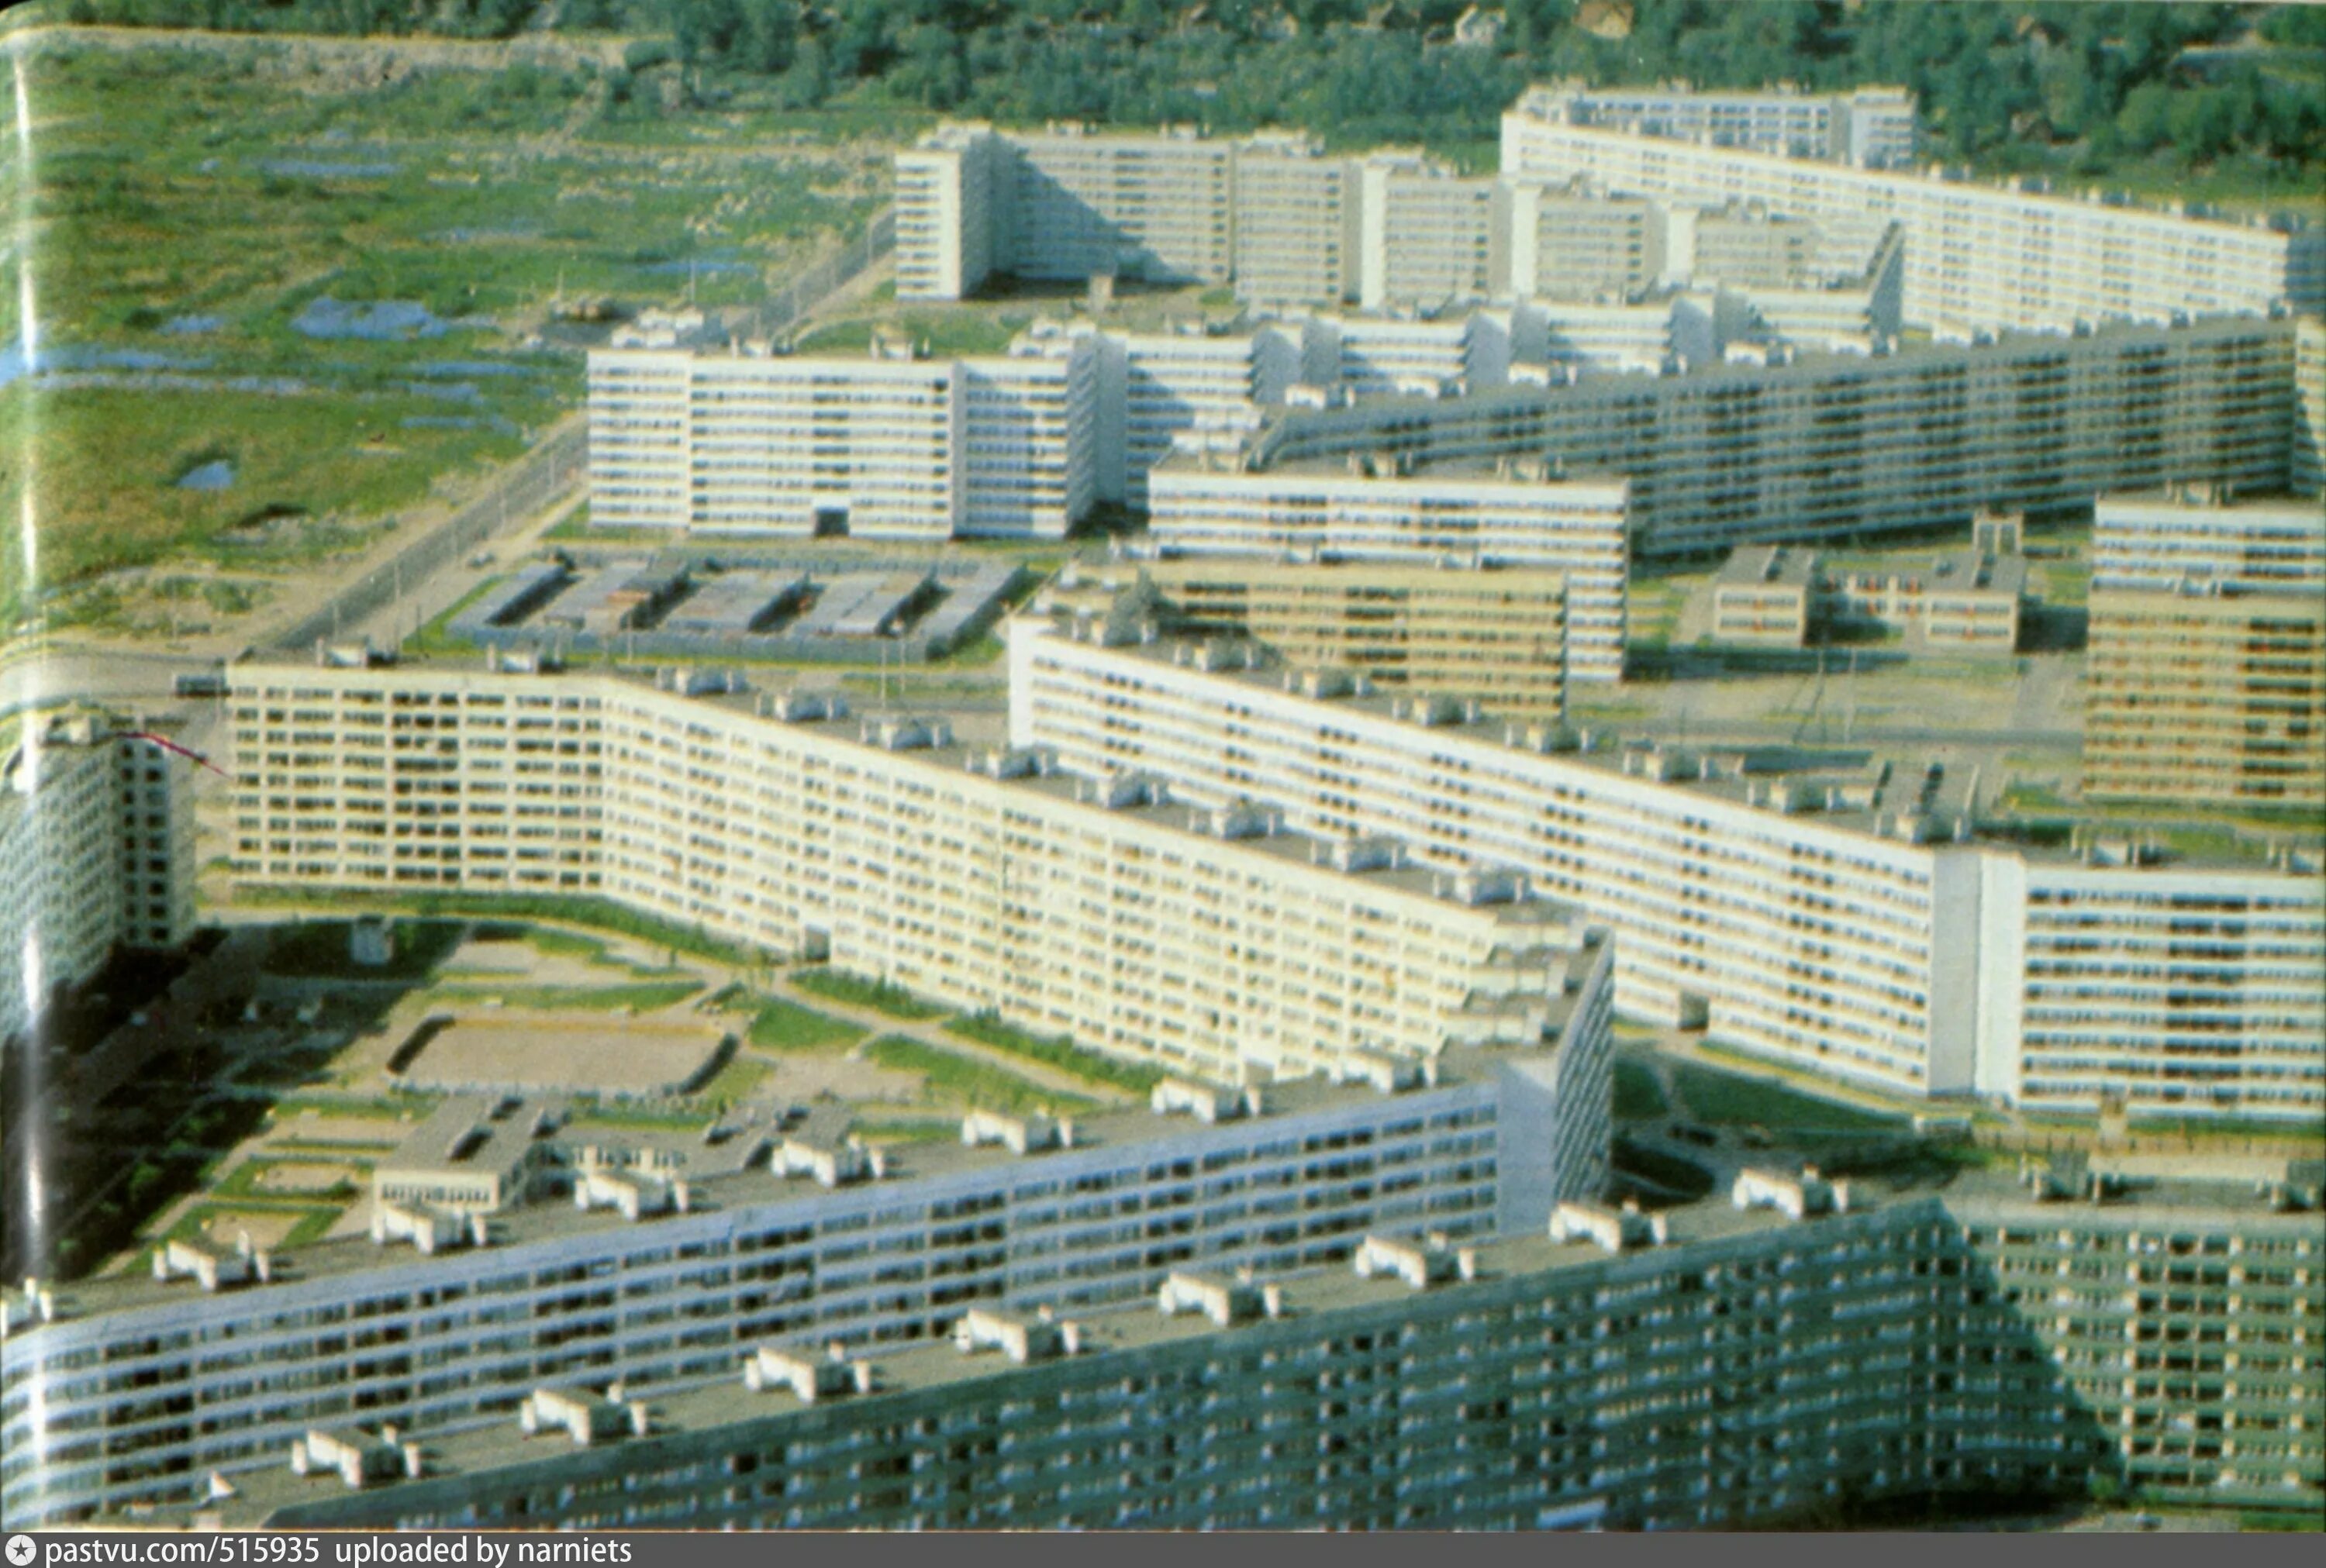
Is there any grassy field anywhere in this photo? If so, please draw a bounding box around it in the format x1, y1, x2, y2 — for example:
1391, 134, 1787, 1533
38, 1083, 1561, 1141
791, 967, 950, 1022
747, 997, 867, 1053
863, 1034, 1098, 1118
1612, 1060, 1669, 1122
944, 1012, 1165, 1096
1669, 1062, 1907, 1134
5, 35, 888, 634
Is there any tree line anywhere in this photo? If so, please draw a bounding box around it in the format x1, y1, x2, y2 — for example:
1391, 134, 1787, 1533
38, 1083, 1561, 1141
50, 2, 2326, 188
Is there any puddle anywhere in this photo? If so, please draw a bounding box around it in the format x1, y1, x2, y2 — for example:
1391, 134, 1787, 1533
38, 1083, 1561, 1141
293, 298, 452, 341
0, 341, 209, 386
176, 460, 236, 491
255, 159, 400, 179
414, 360, 534, 379
163, 315, 226, 336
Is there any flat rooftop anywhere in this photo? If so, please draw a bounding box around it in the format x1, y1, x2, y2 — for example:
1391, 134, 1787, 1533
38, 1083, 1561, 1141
1035, 632, 2320, 870
185, 1164, 2321, 1528
33, 1025, 1576, 1325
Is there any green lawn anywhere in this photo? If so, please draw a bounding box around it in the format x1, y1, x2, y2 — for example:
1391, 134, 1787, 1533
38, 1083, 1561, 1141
1669, 1063, 1907, 1134
7, 37, 885, 632
271, 1094, 430, 1123
694, 1053, 771, 1108
944, 1012, 1164, 1096
847, 1116, 962, 1145
237, 887, 764, 967
792, 968, 950, 1022
791, 308, 1024, 359
747, 998, 867, 1053
862, 1036, 1097, 1118
1612, 1060, 1669, 1122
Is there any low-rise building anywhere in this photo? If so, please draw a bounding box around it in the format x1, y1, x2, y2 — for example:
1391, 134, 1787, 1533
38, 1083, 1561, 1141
1709, 543, 1817, 645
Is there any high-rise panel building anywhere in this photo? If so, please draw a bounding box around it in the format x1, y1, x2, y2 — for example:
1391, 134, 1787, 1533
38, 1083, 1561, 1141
1142, 454, 1630, 684
228, 660, 1601, 1093
1248, 315, 2298, 559
1009, 622, 2326, 1118
2, 1031, 1613, 1524
1231, 136, 1360, 308
1503, 86, 2324, 333
1356, 154, 1498, 312
0, 712, 196, 1046
164, 1178, 2326, 1532
1040, 560, 1574, 723
2083, 491, 2326, 812
1524, 81, 1923, 169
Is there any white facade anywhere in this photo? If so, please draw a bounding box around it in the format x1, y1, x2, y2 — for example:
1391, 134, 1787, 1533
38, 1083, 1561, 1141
1249, 315, 2298, 560
1357, 155, 1498, 312
2093, 491, 2326, 594
1524, 81, 1921, 169
1142, 455, 1629, 685
2, 1045, 1605, 1523
1009, 624, 2326, 1119
1502, 92, 2324, 333
1, 713, 195, 1046
229, 663, 1595, 1091
586, 348, 965, 539
587, 337, 1102, 541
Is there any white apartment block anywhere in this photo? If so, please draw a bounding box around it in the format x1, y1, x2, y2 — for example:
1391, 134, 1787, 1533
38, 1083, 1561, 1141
2093, 490, 2326, 594
894, 125, 1005, 301
1503, 89, 2324, 333
1522, 295, 1720, 376
961, 336, 1102, 537
1321, 313, 1503, 398
1008, 623, 2325, 1119
1249, 314, 2299, 560
229, 661, 1600, 1092
0, 712, 196, 1046
894, 122, 1237, 298
2290, 313, 2322, 495
1357, 154, 1498, 312
588, 346, 964, 539
1495, 181, 1668, 302
1527, 81, 1921, 169
1101, 326, 1303, 508
1142, 454, 1629, 684
587, 336, 1099, 540
1, 1033, 1610, 1523
1232, 136, 1360, 308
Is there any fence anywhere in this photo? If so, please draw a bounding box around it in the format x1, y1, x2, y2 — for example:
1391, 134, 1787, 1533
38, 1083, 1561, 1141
739, 206, 896, 344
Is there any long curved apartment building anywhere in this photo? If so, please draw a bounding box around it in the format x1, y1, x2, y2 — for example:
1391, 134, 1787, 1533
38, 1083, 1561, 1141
1007, 619, 2326, 1121
224, 657, 1604, 1094
1501, 84, 2324, 333
0, 1022, 1614, 1525
1241, 313, 2302, 560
